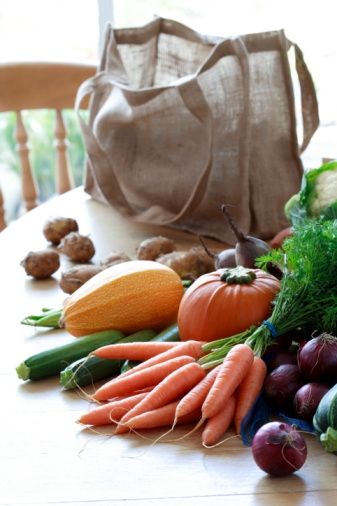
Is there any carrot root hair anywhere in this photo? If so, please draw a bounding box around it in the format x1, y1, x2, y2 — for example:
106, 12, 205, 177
165, 417, 205, 442
202, 433, 241, 449
139, 414, 180, 445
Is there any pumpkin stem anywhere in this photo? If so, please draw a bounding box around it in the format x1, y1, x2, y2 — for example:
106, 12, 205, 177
220, 266, 256, 285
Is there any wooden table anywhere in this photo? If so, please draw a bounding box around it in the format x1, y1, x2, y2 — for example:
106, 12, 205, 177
1, 187, 336, 506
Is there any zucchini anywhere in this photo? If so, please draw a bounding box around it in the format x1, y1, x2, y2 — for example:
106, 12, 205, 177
60, 329, 156, 389
313, 384, 337, 452
60, 355, 121, 390
16, 329, 124, 381
120, 359, 139, 374
151, 323, 180, 342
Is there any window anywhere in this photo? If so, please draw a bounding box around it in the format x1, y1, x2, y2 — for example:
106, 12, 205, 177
0, 0, 103, 220
0, 0, 336, 222
0, 0, 99, 63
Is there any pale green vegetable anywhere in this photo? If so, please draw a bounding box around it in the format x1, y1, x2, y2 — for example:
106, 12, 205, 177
285, 161, 337, 225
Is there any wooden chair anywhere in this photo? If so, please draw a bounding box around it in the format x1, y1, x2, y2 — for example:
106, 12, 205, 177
0, 61, 97, 230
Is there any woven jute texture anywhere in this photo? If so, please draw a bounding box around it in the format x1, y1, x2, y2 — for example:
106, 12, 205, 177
76, 18, 319, 245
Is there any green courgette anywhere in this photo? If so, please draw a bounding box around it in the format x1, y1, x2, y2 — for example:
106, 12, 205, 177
151, 323, 180, 342
60, 355, 121, 389
313, 384, 337, 452
59, 329, 156, 389
16, 329, 125, 381
120, 359, 139, 374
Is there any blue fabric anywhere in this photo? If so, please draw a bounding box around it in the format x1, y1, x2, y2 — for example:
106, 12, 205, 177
277, 412, 316, 434
240, 395, 317, 446
240, 394, 274, 446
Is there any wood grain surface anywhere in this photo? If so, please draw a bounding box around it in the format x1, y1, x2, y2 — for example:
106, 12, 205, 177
1, 187, 336, 506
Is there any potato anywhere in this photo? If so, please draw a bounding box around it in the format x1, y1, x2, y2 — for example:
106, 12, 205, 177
136, 236, 176, 261
59, 232, 95, 263
156, 248, 215, 280
43, 216, 79, 245
59, 264, 102, 294
100, 251, 131, 268
21, 249, 60, 279
187, 246, 216, 271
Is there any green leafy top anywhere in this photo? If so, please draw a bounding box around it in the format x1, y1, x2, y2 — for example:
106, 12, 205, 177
257, 218, 337, 336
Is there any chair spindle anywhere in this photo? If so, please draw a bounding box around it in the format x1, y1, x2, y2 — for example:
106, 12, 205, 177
0, 187, 5, 231
55, 109, 74, 194
15, 111, 39, 211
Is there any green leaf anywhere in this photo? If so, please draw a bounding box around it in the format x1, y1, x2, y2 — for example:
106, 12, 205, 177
320, 427, 337, 453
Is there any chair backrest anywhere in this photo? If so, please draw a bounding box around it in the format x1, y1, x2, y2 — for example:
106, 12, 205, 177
0, 61, 97, 230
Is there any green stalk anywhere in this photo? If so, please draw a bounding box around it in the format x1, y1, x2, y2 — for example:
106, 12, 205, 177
201, 327, 256, 352
21, 308, 63, 328
199, 332, 252, 365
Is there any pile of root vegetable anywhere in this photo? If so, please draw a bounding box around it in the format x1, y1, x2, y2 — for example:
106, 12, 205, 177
17, 207, 337, 476
20, 215, 220, 294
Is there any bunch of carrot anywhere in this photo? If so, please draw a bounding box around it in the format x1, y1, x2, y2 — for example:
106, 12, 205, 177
78, 339, 267, 446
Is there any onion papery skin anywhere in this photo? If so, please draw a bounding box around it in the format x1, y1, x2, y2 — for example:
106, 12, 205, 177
294, 382, 330, 421
298, 335, 337, 384
252, 422, 307, 476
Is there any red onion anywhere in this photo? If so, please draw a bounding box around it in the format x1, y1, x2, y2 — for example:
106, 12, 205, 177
252, 422, 307, 476
298, 333, 337, 384
264, 364, 304, 409
268, 350, 298, 372
294, 383, 330, 421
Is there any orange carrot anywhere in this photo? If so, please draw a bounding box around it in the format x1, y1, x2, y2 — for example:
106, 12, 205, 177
126, 401, 201, 430
93, 355, 195, 401
202, 344, 254, 420
202, 395, 236, 446
174, 365, 221, 420
93, 341, 179, 360
234, 356, 267, 434
78, 391, 149, 426
115, 361, 206, 434
119, 340, 206, 378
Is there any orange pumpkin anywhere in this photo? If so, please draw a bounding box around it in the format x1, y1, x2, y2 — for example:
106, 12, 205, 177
177, 266, 280, 342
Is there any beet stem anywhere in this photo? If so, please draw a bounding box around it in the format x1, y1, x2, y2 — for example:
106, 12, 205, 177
221, 205, 246, 242
198, 236, 216, 259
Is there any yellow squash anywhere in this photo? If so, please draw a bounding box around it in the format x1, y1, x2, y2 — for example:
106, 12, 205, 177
62, 260, 184, 337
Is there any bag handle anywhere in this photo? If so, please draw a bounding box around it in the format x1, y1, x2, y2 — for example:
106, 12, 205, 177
76, 35, 251, 226
293, 42, 320, 153
76, 75, 214, 225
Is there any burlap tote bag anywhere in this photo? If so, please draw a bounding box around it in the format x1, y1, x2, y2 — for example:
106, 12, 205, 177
76, 17, 319, 245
